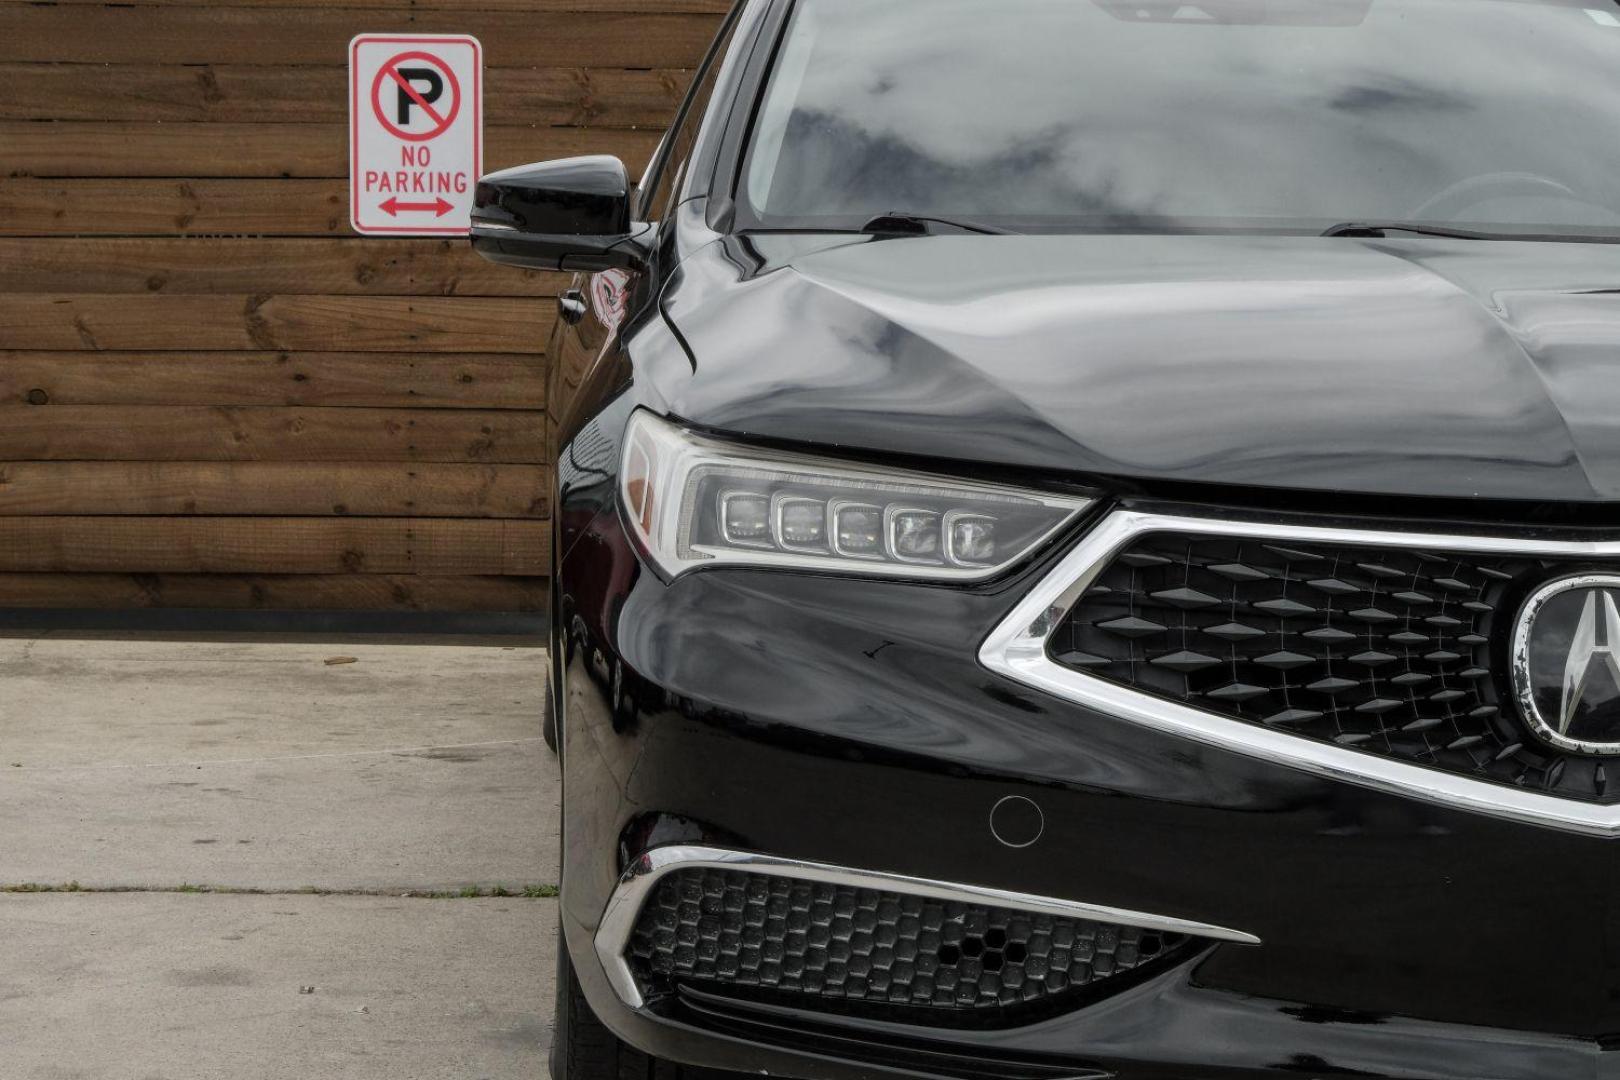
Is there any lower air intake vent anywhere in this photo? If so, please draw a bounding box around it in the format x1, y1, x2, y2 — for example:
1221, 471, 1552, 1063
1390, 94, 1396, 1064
624, 866, 1192, 1019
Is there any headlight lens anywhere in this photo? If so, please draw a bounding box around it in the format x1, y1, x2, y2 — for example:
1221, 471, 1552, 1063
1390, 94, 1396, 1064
620, 410, 1092, 581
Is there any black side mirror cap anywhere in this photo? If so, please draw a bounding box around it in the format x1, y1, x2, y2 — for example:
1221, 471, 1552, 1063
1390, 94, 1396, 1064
470, 155, 652, 272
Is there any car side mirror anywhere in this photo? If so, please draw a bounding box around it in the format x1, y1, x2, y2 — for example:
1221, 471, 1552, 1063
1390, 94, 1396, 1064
470, 155, 652, 272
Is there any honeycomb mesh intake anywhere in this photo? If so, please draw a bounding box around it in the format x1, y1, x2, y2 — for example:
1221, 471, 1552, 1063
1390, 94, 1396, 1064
625, 867, 1192, 1017
1050, 531, 1620, 803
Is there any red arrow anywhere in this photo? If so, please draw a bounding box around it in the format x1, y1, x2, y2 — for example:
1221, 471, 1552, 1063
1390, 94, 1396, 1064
379, 196, 454, 217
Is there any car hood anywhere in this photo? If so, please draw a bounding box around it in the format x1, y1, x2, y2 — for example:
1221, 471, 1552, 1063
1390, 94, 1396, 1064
653, 232, 1620, 504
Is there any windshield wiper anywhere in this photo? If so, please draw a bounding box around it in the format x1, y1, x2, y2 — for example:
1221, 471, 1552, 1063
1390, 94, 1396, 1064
1322, 221, 1620, 243
860, 212, 1017, 236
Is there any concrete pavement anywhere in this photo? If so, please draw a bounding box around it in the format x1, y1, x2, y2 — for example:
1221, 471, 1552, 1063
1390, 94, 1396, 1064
0, 636, 559, 1079
3, 893, 557, 1080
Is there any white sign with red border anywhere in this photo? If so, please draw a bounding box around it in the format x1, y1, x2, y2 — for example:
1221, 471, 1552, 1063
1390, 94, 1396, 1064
349, 33, 482, 236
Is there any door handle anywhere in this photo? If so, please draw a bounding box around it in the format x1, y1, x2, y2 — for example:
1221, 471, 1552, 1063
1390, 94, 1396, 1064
557, 289, 587, 325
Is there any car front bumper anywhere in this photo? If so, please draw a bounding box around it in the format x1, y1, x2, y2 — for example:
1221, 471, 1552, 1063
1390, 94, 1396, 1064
554, 498, 1618, 1080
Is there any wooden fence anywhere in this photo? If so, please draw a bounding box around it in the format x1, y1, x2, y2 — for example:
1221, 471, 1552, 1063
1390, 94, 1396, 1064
0, 0, 727, 612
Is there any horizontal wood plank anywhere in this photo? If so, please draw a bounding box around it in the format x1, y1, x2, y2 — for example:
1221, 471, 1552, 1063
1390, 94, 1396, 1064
0, 517, 549, 575
0, 573, 547, 612
0, 294, 552, 352
0, 462, 549, 518
2, 123, 662, 179
0, 64, 695, 127
0, 238, 559, 296
0, 7, 717, 67
0, 351, 545, 409
0, 186, 596, 255
0, 406, 545, 463
0, 178, 350, 236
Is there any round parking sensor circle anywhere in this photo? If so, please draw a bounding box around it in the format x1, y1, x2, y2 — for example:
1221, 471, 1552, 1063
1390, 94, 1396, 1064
989, 795, 1044, 849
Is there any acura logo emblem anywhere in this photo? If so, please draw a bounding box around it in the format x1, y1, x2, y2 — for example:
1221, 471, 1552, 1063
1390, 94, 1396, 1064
1515, 575, 1620, 754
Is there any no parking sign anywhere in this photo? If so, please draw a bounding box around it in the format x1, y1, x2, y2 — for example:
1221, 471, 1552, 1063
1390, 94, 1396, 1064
349, 34, 482, 236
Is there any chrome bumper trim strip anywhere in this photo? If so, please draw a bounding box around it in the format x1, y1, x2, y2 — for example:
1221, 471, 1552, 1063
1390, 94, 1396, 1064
979, 509, 1620, 837
594, 844, 1261, 1009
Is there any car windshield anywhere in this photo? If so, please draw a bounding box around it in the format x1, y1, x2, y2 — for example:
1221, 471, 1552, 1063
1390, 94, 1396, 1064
740, 0, 1620, 237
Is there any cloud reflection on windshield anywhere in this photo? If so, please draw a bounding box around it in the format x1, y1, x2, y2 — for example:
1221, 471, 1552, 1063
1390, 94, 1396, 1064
746, 0, 1620, 232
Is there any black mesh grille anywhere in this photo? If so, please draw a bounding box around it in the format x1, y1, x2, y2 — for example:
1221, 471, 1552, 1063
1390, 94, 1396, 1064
1051, 531, 1620, 803
626, 867, 1194, 1020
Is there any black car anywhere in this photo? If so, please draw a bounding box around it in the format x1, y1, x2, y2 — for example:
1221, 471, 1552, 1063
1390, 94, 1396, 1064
472, 1, 1620, 1076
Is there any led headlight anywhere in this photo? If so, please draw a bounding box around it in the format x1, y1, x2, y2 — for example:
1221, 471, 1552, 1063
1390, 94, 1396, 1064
620, 410, 1091, 581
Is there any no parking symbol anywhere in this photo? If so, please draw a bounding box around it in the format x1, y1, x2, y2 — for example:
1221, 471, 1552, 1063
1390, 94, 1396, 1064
349, 34, 482, 236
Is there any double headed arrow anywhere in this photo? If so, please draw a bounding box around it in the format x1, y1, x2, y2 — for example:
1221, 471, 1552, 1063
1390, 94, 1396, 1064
379, 196, 454, 217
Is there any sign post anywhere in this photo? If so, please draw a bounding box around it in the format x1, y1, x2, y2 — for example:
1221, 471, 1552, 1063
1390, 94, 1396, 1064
349, 34, 482, 236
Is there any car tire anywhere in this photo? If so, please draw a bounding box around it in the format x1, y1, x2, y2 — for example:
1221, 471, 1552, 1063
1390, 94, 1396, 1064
552, 935, 684, 1080
542, 672, 559, 755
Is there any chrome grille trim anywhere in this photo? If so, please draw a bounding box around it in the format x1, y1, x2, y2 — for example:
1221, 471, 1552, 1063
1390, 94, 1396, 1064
594, 845, 1261, 1010
978, 509, 1620, 837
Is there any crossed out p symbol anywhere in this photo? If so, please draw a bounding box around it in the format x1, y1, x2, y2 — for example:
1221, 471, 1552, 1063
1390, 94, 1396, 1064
393, 67, 443, 125
369, 50, 462, 142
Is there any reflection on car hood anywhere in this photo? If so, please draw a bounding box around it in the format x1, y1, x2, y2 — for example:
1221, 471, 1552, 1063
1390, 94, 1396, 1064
654, 233, 1620, 503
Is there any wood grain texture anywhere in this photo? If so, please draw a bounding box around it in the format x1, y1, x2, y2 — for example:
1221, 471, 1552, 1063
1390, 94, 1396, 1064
0, 0, 708, 608
0, 294, 552, 352
0, 517, 549, 574
0, 64, 695, 127
0, 351, 545, 409
0, 462, 550, 518
0, 406, 546, 463
2, 123, 662, 179
0, 573, 548, 612
0, 239, 560, 296
0, 6, 718, 67
0, 178, 351, 236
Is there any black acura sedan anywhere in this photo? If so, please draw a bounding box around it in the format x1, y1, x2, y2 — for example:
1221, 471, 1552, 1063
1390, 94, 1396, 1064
472, 1, 1620, 1076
